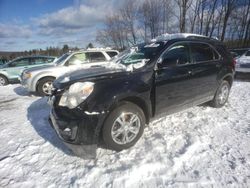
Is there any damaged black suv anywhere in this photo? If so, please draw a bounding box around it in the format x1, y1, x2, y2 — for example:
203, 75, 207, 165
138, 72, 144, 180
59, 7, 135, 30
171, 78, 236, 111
49, 35, 235, 151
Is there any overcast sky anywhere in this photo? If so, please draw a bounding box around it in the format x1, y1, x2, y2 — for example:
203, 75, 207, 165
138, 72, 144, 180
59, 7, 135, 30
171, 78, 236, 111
0, 0, 125, 51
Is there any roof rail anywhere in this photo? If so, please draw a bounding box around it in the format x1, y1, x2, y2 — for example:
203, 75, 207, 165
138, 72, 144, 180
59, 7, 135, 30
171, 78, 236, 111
151, 33, 218, 42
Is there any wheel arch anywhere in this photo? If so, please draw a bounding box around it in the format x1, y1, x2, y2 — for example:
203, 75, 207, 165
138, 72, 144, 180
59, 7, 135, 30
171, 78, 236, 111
0, 74, 9, 84
221, 74, 233, 87
118, 96, 151, 124
36, 76, 56, 91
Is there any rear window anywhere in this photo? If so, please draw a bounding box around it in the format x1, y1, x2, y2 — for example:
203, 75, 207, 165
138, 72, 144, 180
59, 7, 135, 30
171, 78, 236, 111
190, 43, 215, 62
106, 51, 118, 58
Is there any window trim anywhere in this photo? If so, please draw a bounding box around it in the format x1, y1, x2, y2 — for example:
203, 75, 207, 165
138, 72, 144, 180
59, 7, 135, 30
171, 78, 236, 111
157, 41, 192, 68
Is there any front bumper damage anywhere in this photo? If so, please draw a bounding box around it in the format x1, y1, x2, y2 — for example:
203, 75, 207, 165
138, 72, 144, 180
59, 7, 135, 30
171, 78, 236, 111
48, 105, 108, 157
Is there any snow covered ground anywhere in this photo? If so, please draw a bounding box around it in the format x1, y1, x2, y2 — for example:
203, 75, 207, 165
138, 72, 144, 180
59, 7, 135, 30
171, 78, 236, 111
0, 80, 250, 187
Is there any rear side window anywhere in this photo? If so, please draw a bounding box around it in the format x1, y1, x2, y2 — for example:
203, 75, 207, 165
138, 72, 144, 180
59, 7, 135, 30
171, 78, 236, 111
190, 43, 215, 62
245, 51, 250, 56
31, 57, 54, 65
87, 52, 106, 62
106, 51, 118, 58
161, 43, 190, 66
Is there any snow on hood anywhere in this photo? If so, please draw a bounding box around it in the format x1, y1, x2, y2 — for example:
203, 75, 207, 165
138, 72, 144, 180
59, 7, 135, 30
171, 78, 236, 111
55, 65, 126, 88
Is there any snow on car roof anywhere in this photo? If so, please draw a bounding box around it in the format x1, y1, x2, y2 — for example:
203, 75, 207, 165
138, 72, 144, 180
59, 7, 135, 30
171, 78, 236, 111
151, 33, 213, 42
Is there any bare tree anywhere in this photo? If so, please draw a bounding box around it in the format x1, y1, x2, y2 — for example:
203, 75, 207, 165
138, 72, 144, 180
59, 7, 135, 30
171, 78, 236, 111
138, 0, 164, 39
204, 0, 218, 36
96, 14, 128, 50
220, 0, 237, 41
120, 0, 138, 45
175, 0, 192, 32
189, 0, 201, 33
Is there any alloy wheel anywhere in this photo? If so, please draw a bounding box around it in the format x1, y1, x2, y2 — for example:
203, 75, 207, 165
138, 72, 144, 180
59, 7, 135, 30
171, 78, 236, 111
0, 77, 6, 86
42, 81, 53, 95
217, 84, 229, 105
111, 112, 141, 145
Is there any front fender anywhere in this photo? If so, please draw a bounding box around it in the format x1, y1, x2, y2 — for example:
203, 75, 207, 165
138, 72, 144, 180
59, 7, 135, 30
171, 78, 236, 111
0, 71, 9, 80
31, 71, 57, 91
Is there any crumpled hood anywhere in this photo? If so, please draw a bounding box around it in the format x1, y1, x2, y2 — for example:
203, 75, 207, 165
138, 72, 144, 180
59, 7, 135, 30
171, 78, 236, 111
54, 65, 126, 89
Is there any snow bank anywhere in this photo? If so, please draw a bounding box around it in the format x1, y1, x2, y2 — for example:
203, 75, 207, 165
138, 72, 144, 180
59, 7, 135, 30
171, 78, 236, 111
0, 82, 250, 187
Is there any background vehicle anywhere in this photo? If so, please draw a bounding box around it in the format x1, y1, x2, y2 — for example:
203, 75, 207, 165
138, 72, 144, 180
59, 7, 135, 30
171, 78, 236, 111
0, 58, 8, 66
49, 35, 235, 152
229, 48, 249, 58
0, 56, 56, 86
21, 49, 119, 96
235, 50, 250, 73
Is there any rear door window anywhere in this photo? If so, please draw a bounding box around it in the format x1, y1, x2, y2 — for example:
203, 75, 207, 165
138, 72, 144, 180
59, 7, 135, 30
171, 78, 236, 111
87, 52, 106, 62
190, 43, 215, 62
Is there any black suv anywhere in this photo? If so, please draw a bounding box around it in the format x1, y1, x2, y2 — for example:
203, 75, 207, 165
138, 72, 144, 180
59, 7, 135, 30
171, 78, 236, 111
49, 37, 235, 152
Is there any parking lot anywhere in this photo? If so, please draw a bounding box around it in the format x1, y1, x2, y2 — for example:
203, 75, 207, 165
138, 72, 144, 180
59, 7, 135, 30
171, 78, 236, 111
0, 80, 250, 187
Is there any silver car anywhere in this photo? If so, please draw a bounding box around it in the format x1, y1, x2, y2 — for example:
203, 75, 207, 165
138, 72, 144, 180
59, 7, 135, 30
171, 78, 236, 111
235, 50, 250, 73
21, 49, 119, 96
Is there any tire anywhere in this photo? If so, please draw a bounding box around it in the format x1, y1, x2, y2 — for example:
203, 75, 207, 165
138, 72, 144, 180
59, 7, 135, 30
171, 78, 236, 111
102, 102, 146, 151
0, 75, 8, 86
37, 77, 55, 96
210, 80, 230, 108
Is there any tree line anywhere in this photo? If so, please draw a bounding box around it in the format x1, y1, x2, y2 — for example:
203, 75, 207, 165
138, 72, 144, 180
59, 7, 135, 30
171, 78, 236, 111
0, 43, 95, 61
96, 0, 250, 50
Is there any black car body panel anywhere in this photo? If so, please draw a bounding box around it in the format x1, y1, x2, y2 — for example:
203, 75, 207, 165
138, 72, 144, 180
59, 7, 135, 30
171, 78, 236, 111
49, 38, 234, 146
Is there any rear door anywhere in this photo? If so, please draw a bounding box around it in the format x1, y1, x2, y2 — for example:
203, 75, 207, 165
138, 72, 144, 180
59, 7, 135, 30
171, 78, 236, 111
5, 58, 31, 80
188, 42, 222, 100
155, 42, 195, 115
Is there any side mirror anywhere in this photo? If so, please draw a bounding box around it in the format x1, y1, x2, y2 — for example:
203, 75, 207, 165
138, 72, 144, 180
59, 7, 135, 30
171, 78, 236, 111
155, 57, 164, 70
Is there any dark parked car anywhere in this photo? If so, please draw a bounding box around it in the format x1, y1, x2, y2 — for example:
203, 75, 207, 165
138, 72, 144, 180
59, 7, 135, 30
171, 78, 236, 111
49, 37, 235, 152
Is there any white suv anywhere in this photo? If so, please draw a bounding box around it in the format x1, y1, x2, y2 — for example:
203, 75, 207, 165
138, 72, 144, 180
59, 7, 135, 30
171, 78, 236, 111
21, 49, 119, 96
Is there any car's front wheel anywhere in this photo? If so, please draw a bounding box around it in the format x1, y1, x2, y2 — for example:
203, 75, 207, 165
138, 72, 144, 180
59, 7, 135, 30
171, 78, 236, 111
210, 80, 230, 108
37, 77, 55, 96
0, 75, 8, 86
102, 102, 146, 151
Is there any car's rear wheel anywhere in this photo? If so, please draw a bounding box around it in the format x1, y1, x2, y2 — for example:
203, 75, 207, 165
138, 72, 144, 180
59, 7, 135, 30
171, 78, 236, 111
102, 102, 145, 151
210, 80, 230, 108
37, 77, 55, 96
0, 75, 8, 86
